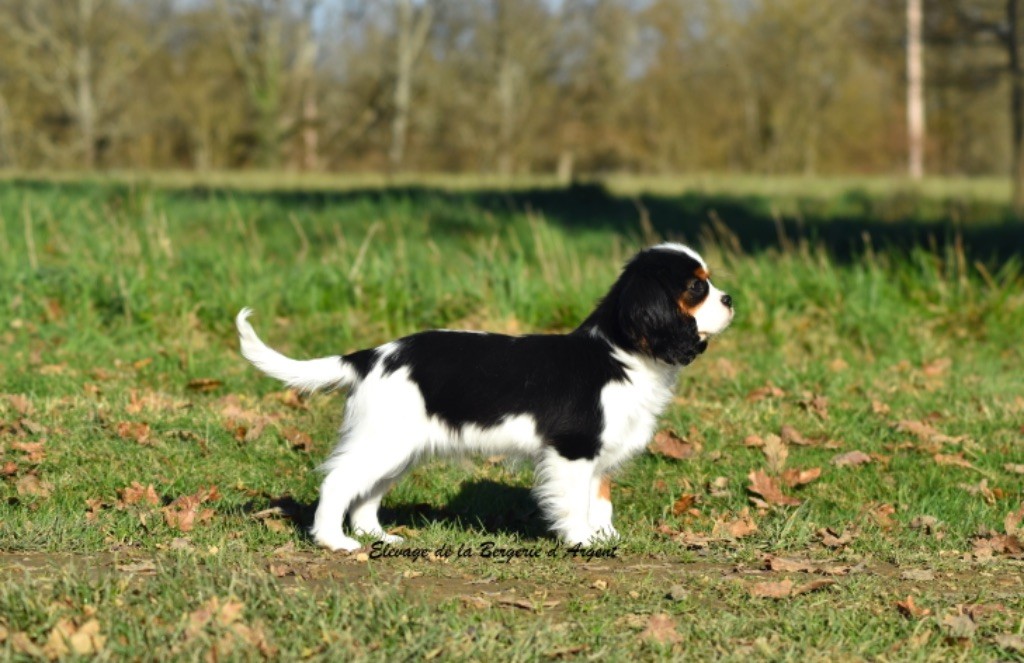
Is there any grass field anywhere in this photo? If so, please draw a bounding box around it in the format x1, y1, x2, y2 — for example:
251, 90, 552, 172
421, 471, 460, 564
2, 175, 1024, 660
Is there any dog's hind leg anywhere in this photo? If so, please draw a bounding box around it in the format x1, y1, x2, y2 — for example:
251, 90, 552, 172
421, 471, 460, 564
310, 439, 413, 552
348, 476, 404, 543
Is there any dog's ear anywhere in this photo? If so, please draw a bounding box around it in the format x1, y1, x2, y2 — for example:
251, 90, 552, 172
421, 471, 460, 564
617, 273, 707, 366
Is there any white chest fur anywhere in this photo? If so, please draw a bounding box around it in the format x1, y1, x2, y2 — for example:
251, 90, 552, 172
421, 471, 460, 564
596, 349, 679, 472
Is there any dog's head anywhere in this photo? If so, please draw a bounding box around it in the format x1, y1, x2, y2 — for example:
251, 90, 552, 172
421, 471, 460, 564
589, 243, 733, 366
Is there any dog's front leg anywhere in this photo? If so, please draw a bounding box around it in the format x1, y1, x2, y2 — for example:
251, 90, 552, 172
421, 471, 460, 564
534, 450, 602, 545
588, 475, 618, 540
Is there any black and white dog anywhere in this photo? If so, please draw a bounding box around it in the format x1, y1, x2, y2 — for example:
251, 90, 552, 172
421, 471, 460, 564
237, 243, 733, 551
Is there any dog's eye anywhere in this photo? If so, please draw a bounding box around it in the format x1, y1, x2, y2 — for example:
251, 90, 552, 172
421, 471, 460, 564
688, 280, 706, 294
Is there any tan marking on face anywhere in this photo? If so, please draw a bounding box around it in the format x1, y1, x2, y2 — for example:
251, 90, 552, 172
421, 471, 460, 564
597, 476, 612, 502
678, 267, 710, 316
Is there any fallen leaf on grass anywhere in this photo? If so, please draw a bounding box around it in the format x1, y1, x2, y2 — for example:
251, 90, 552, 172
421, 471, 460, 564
798, 393, 829, 420
995, 634, 1024, 653
934, 453, 975, 470
640, 613, 682, 644
781, 467, 821, 488
546, 644, 589, 659
116, 421, 154, 446
126, 390, 188, 414
2, 461, 17, 476
16, 473, 52, 498
762, 434, 788, 473
746, 383, 785, 402
900, 569, 934, 581
186, 378, 223, 392
495, 597, 560, 612
117, 481, 160, 508
2, 394, 33, 415
711, 508, 758, 539
871, 400, 891, 415
648, 429, 700, 460
459, 595, 492, 610
749, 578, 836, 598
162, 486, 219, 532
895, 420, 966, 447
43, 618, 106, 658
707, 476, 730, 498
909, 515, 945, 538
959, 479, 1001, 504
779, 425, 814, 446
896, 596, 931, 618
831, 450, 871, 468
280, 427, 314, 453
921, 358, 952, 378
10, 440, 46, 463
817, 527, 856, 548
671, 494, 697, 516
1004, 464, 1024, 475
763, 555, 853, 576
941, 613, 978, 640
747, 470, 800, 507
868, 503, 898, 530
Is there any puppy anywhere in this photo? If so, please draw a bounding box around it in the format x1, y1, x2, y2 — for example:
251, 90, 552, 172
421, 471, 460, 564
236, 243, 733, 551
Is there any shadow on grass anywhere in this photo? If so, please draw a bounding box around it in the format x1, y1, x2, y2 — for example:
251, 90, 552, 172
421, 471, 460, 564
381, 480, 548, 540
13, 178, 1022, 266
250, 481, 548, 542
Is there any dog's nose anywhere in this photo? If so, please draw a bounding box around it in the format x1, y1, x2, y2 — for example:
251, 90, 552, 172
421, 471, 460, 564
721, 294, 733, 309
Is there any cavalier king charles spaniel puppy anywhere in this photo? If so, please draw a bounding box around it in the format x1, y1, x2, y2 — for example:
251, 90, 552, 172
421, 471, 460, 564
236, 243, 733, 551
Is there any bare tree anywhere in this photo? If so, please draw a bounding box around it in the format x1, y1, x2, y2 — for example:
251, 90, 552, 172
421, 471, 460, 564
907, 0, 926, 179
388, 0, 434, 173
216, 0, 322, 168
0, 0, 161, 168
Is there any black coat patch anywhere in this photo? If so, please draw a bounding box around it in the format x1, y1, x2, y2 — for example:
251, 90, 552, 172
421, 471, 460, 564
380, 331, 629, 460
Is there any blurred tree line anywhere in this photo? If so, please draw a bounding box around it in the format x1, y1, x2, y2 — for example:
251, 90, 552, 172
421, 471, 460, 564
0, 0, 1018, 181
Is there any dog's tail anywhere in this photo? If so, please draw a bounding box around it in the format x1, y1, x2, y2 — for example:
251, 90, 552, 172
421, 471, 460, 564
235, 308, 358, 392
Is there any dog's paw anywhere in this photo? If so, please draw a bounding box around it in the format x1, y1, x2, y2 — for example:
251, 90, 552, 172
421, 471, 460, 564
313, 531, 363, 552
354, 528, 405, 544
590, 525, 619, 543
564, 525, 619, 547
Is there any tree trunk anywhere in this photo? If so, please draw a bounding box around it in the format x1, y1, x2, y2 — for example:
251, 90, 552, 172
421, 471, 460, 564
388, 0, 432, 174
907, 0, 925, 180
75, 0, 97, 169
1010, 0, 1024, 217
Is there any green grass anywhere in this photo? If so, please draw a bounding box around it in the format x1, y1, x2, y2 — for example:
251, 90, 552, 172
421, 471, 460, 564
2, 175, 1024, 660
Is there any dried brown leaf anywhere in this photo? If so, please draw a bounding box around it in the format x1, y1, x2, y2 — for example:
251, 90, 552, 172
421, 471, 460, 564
186, 378, 223, 392
896, 596, 931, 618
118, 481, 160, 508
116, 421, 153, 446
831, 450, 871, 468
162, 486, 219, 532
934, 453, 974, 469
817, 527, 855, 548
648, 429, 699, 460
16, 473, 52, 498
799, 393, 829, 420
762, 434, 788, 473
781, 467, 821, 488
281, 427, 314, 452
671, 494, 697, 516
749, 579, 794, 598
746, 383, 786, 402
712, 508, 758, 539
995, 634, 1024, 653
747, 470, 801, 506
639, 613, 682, 644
